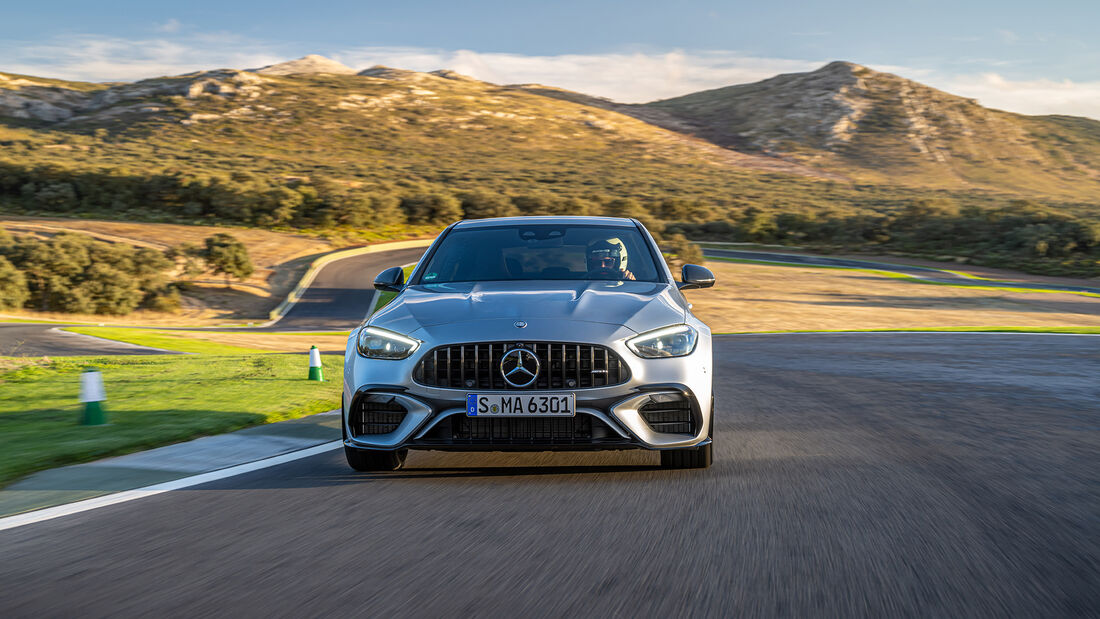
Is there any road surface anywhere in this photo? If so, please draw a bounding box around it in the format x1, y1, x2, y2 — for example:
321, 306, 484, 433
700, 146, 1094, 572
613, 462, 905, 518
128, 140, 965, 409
0, 324, 172, 357
1, 333, 1096, 616
267, 246, 426, 331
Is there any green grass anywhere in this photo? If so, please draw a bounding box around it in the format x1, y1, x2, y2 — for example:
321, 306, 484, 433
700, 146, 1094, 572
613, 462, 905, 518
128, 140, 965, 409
63, 327, 270, 354
0, 352, 343, 487
708, 256, 1100, 298
716, 326, 1100, 335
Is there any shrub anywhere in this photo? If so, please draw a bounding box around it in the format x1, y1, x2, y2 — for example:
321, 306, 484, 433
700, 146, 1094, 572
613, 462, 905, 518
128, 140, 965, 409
661, 234, 704, 271
203, 233, 254, 287
0, 256, 28, 310
402, 193, 463, 225
459, 190, 518, 219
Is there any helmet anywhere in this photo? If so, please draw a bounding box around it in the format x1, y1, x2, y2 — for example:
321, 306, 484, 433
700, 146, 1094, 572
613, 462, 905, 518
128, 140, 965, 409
587, 238, 627, 272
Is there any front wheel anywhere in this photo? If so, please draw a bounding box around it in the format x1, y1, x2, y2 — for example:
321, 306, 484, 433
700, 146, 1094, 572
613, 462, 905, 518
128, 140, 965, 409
345, 446, 408, 472
661, 441, 712, 469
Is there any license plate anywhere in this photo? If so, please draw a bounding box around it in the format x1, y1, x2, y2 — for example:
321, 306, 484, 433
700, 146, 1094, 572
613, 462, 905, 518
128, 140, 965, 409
466, 393, 576, 417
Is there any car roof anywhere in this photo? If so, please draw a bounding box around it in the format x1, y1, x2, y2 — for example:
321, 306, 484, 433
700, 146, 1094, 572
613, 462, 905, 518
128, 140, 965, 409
452, 216, 638, 229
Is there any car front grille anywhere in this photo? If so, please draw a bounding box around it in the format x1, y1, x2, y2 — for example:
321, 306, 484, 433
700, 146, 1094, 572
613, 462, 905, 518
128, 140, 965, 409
640, 395, 695, 434
413, 342, 630, 390
349, 396, 407, 436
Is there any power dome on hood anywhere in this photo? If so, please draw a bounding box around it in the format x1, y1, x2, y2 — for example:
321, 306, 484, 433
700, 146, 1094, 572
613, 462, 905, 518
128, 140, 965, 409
370, 280, 687, 334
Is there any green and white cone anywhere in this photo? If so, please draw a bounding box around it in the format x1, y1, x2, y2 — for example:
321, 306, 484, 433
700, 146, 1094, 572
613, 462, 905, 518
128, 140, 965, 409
308, 346, 324, 381
80, 367, 108, 426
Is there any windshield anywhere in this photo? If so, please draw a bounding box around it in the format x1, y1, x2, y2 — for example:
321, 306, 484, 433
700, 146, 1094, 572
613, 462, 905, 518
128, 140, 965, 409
415, 224, 664, 284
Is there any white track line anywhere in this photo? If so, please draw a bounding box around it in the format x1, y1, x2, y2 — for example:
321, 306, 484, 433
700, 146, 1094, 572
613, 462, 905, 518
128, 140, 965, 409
0, 441, 341, 533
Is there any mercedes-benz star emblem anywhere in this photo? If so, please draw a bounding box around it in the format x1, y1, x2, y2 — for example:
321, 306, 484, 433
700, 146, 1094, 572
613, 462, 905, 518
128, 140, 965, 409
500, 347, 540, 388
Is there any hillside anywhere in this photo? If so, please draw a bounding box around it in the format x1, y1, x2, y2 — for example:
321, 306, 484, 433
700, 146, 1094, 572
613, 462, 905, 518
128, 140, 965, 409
2, 58, 1097, 206
0, 56, 1097, 276
644, 61, 1100, 199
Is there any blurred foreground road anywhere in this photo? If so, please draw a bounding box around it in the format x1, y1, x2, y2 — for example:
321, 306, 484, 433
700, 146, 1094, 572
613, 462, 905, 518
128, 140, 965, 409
2, 333, 1097, 616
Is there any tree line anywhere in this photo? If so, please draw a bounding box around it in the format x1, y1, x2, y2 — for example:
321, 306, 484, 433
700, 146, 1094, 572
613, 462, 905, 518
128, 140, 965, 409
0, 229, 254, 315
666, 199, 1100, 277
1, 161, 1096, 277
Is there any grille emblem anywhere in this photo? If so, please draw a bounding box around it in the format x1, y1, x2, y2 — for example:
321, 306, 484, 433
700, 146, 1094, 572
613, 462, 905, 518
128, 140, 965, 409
500, 347, 540, 388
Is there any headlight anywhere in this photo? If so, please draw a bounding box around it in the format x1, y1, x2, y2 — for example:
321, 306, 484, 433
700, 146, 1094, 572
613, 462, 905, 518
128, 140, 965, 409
626, 324, 698, 358
356, 327, 421, 359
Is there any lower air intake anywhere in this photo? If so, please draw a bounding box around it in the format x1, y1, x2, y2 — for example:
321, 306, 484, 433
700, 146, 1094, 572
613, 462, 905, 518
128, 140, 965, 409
350, 395, 407, 437
640, 395, 695, 434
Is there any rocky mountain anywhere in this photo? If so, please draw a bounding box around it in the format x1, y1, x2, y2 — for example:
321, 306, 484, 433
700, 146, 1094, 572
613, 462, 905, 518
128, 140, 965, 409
253, 55, 356, 75
0, 69, 268, 123
0, 61, 837, 192
0, 56, 1097, 216
643, 61, 1100, 198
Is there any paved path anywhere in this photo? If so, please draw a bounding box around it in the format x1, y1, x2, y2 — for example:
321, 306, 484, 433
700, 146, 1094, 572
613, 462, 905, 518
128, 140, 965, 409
264, 246, 426, 331
1, 333, 1096, 616
0, 324, 173, 357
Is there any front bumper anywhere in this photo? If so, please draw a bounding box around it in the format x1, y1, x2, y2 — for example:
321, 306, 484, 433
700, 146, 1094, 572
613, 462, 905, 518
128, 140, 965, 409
343, 320, 713, 452
343, 383, 711, 452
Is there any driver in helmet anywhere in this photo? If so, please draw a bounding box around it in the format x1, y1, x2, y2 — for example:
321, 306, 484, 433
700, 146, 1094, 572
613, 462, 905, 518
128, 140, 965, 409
585, 238, 636, 280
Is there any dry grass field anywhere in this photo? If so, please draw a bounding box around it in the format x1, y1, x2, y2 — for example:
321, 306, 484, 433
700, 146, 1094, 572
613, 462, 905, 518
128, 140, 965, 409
162, 330, 349, 353
689, 261, 1100, 333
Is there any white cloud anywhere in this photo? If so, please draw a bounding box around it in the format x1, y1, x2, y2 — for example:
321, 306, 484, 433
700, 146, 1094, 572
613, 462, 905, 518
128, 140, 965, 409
155, 19, 182, 34
2, 35, 1098, 119
334, 47, 822, 102
932, 72, 1100, 118
0, 34, 285, 82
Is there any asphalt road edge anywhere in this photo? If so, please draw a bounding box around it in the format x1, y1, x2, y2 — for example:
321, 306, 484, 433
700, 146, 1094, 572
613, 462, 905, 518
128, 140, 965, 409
0, 441, 342, 532
52, 326, 189, 354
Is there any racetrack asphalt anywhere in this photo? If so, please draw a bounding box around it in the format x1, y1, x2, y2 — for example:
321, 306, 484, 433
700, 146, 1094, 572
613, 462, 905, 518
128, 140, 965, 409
262, 246, 426, 332
1, 333, 1096, 616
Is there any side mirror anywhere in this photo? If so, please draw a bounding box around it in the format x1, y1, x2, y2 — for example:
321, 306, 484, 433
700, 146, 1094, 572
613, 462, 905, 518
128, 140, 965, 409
678, 264, 715, 290
373, 266, 405, 292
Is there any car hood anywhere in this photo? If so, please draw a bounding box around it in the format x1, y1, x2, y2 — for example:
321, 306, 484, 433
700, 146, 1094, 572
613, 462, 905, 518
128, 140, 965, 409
369, 280, 686, 337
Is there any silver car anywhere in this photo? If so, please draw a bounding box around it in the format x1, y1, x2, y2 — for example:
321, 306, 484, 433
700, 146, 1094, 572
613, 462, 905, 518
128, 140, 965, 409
342, 216, 716, 470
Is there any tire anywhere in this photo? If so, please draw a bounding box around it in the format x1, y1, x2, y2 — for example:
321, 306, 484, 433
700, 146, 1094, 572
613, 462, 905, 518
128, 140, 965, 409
345, 446, 408, 472
661, 441, 712, 469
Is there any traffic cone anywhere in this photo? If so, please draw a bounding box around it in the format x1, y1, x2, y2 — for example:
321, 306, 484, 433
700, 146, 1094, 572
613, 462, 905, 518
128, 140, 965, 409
80, 367, 108, 425
308, 346, 324, 381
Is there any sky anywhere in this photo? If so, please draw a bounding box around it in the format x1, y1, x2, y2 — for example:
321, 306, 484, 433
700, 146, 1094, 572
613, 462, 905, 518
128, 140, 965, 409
2, 0, 1098, 118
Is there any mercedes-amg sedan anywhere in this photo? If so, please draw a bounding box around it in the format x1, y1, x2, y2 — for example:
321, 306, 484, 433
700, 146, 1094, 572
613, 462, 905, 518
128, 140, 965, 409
342, 216, 716, 470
